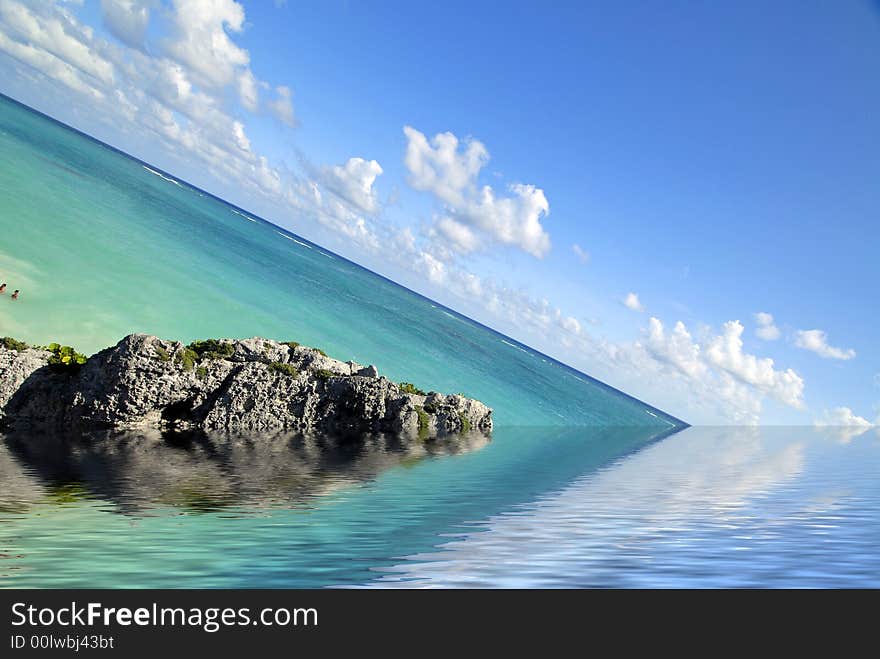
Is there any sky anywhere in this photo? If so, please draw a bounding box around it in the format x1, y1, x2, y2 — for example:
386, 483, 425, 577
0, 0, 878, 427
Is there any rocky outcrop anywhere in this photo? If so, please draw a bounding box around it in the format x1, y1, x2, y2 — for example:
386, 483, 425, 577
0, 334, 493, 438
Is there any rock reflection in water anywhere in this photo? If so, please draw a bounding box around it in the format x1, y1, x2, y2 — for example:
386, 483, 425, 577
0, 428, 491, 515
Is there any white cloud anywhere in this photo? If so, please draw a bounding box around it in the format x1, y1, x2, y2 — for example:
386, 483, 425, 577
403, 126, 551, 258
286, 177, 381, 252
795, 329, 855, 360
100, 0, 155, 50
622, 292, 644, 312
572, 243, 590, 264
644, 317, 706, 378
1, 1, 115, 85
435, 217, 480, 254
415, 250, 447, 284
559, 315, 582, 336
163, 0, 249, 89
0, 26, 104, 99
268, 85, 295, 126
236, 68, 259, 112
815, 407, 873, 428
318, 157, 383, 215
754, 311, 780, 341
637, 316, 805, 421
705, 320, 804, 408
403, 126, 487, 206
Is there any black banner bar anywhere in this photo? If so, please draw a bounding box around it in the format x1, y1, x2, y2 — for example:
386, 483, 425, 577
0, 589, 871, 654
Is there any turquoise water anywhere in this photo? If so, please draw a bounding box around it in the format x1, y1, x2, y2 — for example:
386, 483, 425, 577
0, 93, 680, 430
1, 94, 877, 588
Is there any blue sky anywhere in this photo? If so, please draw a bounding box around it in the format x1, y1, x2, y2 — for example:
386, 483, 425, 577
0, 0, 877, 426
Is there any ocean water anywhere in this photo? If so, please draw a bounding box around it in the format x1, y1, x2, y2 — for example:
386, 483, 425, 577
0, 94, 678, 430
1, 94, 878, 588
1, 426, 878, 588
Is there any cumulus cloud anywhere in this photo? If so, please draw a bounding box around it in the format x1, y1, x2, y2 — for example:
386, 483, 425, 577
403, 126, 551, 258
622, 292, 644, 312
163, 0, 249, 89
403, 126, 486, 205
754, 312, 780, 341
572, 243, 590, 264
705, 321, 804, 409
284, 176, 381, 253
638, 316, 805, 421
318, 157, 383, 215
795, 329, 855, 361
815, 407, 873, 428
644, 317, 705, 379
100, 0, 156, 50
415, 250, 447, 284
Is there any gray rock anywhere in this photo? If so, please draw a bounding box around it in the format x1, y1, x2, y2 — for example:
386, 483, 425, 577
0, 334, 493, 438
0, 345, 51, 421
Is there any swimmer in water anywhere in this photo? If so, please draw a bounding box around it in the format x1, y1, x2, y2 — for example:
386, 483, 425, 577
10, 290, 19, 300
0, 283, 5, 293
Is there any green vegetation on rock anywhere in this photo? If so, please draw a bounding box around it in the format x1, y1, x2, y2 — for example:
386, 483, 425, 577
283, 341, 300, 350
269, 362, 299, 377
458, 412, 471, 433
174, 347, 199, 372
44, 343, 87, 372
154, 345, 171, 362
399, 382, 426, 396
415, 405, 430, 440
314, 369, 335, 381
196, 366, 208, 380
1, 336, 29, 351
187, 339, 234, 360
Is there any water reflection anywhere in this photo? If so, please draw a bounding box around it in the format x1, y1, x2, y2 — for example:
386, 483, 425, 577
370, 426, 880, 588
0, 425, 669, 587
0, 428, 492, 515
3, 425, 875, 587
